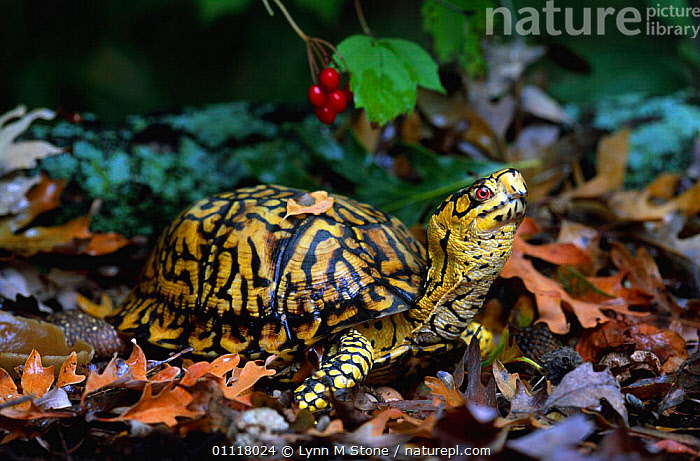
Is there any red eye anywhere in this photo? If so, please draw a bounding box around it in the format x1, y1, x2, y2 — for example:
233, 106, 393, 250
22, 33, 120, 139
475, 186, 492, 201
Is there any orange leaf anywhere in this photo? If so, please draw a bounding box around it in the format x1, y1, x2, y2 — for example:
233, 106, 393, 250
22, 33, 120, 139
516, 238, 591, 267
284, 191, 334, 219
149, 365, 180, 382
14, 174, 65, 229
55, 351, 85, 387
361, 407, 404, 437
502, 238, 642, 334
103, 382, 200, 427
610, 243, 683, 314
208, 354, 240, 377
0, 368, 19, 402
82, 356, 122, 404
125, 343, 147, 381
83, 232, 130, 256
425, 376, 464, 409
0, 398, 72, 420
0, 215, 92, 257
20, 350, 54, 398
222, 360, 275, 401
180, 362, 211, 387
563, 129, 630, 199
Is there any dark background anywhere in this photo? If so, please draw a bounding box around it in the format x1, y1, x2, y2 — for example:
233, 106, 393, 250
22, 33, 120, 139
1, 0, 696, 121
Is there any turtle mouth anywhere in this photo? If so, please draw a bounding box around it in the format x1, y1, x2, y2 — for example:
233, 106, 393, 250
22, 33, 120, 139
500, 194, 527, 223
479, 193, 527, 232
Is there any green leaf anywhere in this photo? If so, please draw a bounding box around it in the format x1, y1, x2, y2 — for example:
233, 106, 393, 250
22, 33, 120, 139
421, 0, 491, 76
337, 35, 445, 125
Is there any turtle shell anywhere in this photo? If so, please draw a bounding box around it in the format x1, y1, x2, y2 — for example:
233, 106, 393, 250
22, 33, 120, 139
113, 185, 427, 357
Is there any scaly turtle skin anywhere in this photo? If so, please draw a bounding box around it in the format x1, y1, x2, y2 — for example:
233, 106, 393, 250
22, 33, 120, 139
111, 168, 527, 412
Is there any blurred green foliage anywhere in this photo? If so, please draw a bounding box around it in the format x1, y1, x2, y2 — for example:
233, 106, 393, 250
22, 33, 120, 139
421, 0, 493, 76
32, 103, 498, 237
2, 0, 695, 119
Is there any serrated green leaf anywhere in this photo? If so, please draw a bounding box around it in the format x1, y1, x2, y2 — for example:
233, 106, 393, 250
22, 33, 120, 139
337, 35, 444, 125
382, 39, 445, 93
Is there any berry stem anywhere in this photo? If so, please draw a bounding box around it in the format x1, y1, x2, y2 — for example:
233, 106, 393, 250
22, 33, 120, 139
266, 0, 309, 42
354, 0, 372, 36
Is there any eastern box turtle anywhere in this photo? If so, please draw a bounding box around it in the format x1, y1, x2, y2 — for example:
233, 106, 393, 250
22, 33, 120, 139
110, 168, 527, 411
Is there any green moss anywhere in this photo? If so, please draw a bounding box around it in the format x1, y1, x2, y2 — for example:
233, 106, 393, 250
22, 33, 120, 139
588, 91, 700, 187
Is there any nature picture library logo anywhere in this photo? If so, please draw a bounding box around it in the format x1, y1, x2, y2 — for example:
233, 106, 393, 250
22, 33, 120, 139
486, 1, 700, 38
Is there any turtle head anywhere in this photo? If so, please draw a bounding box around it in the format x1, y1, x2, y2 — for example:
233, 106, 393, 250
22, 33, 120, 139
411, 169, 527, 343
431, 168, 527, 241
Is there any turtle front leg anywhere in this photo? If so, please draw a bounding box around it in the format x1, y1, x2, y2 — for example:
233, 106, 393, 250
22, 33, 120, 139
294, 329, 374, 412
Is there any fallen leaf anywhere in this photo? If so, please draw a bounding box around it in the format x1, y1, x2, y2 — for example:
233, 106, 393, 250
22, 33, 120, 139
517, 238, 592, 268
464, 337, 496, 407
0, 173, 41, 215
284, 191, 334, 219
0, 106, 62, 174
83, 232, 130, 256
35, 387, 71, 410
417, 89, 503, 160
507, 414, 594, 458
55, 351, 85, 387
222, 359, 276, 401
0, 215, 92, 257
149, 365, 180, 382
502, 237, 639, 334
0, 398, 72, 420
20, 350, 54, 398
82, 356, 123, 403
180, 361, 211, 387
542, 362, 628, 425
492, 360, 519, 401
0, 368, 19, 402
561, 128, 630, 199
0, 311, 93, 379
425, 376, 464, 409
124, 343, 147, 381
508, 380, 548, 418
653, 439, 699, 456
610, 243, 683, 314
102, 382, 200, 427
208, 354, 241, 377
521, 85, 573, 124
610, 180, 700, 221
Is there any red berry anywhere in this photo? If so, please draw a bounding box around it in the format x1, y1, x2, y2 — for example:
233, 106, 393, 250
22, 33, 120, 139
319, 68, 340, 92
315, 106, 337, 125
327, 89, 347, 113
308, 85, 326, 107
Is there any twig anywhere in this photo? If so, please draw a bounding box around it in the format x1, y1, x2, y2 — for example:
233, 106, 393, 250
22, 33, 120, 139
354, 0, 373, 36
269, 0, 309, 42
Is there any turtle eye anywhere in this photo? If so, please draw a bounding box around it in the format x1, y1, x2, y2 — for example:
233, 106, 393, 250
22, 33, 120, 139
474, 185, 492, 201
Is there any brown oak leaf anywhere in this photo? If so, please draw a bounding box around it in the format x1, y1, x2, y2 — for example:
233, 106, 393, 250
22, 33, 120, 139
285, 191, 334, 219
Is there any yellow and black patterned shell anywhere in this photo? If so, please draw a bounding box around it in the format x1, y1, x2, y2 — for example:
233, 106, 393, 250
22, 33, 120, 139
114, 185, 427, 357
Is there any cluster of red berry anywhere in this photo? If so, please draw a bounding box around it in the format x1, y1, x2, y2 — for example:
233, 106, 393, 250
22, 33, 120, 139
308, 68, 351, 125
